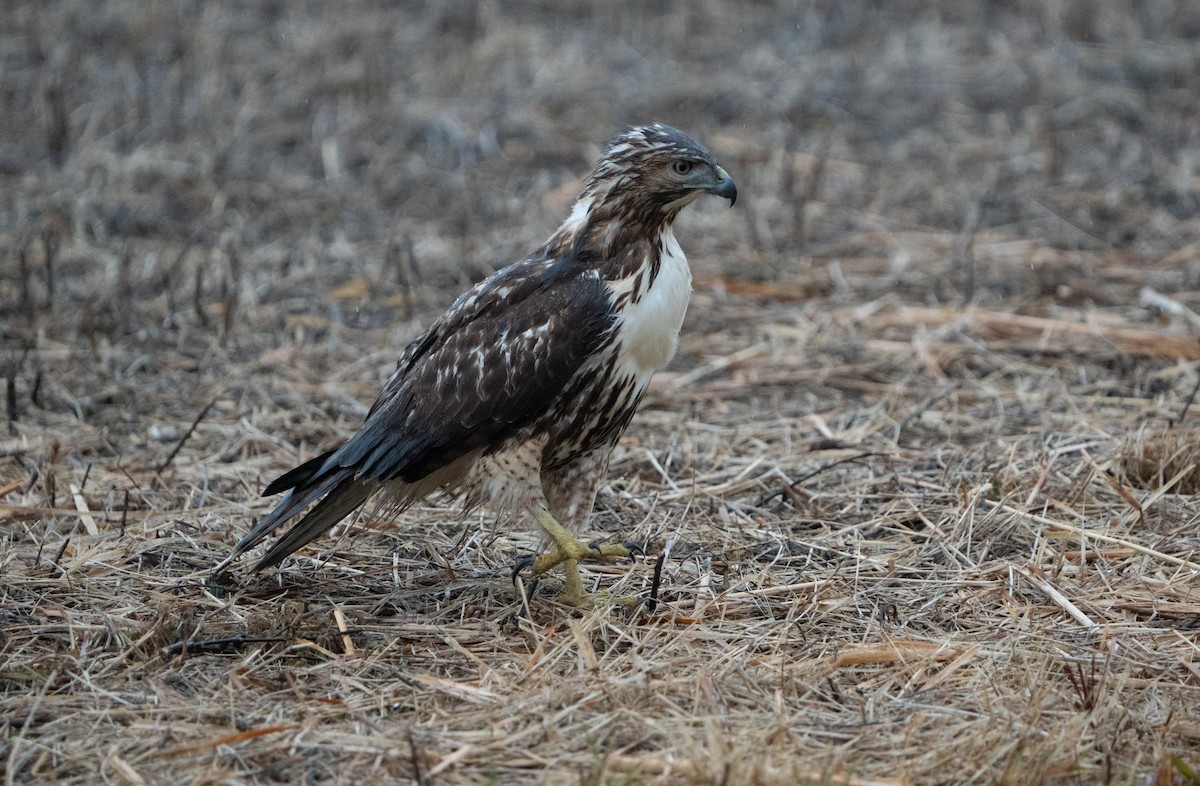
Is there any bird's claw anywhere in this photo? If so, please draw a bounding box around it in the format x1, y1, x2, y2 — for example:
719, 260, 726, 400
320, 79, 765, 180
512, 553, 537, 584
586, 539, 644, 563
513, 528, 647, 607
513, 538, 640, 581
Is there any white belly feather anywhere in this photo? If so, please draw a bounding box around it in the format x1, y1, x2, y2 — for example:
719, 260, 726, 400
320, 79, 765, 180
609, 228, 692, 377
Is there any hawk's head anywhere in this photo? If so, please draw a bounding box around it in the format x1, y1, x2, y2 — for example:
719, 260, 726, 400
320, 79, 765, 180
572, 124, 736, 241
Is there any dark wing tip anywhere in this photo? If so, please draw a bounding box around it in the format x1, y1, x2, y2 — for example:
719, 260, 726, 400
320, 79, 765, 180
262, 447, 339, 496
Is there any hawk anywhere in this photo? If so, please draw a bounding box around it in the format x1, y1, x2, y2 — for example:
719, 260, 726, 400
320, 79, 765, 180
226, 124, 736, 606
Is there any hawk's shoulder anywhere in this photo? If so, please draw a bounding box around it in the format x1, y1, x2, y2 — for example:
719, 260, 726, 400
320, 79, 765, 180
392, 253, 567, 378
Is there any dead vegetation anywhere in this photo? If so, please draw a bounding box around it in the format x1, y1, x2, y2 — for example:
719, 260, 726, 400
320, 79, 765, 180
3, 1, 1200, 784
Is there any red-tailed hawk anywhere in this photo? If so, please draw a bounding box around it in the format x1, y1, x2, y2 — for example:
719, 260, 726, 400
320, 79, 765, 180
226, 124, 736, 606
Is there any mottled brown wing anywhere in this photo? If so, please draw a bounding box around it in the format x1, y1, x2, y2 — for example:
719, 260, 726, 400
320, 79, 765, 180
326, 258, 616, 484
232, 256, 617, 569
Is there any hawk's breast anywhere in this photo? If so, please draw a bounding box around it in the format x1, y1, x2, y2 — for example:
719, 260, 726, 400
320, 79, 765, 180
608, 228, 692, 375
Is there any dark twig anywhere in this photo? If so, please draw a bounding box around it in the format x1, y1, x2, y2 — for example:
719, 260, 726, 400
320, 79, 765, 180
1171, 360, 1200, 427
758, 452, 884, 508
957, 166, 997, 305
50, 536, 70, 574
19, 455, 39, 493
5, 375, 15, 425
42, 229, 58, 309
792, 451, 886, 487
17, 242, 34, 324
221, 244, 241, 343
896, 383, 959, 439
164, 636, 290, 657
193, 262, 208, 328
647, 552, 665, 612
118, 248, 133, 335
157, 398, 216, 475
119, 489, 130, 537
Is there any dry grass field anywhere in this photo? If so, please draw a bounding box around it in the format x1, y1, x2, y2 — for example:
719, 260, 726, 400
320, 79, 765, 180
4, 1, 1200, 783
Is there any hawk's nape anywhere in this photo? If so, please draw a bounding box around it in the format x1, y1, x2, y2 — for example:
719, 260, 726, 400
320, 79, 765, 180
224, 124, 736, 608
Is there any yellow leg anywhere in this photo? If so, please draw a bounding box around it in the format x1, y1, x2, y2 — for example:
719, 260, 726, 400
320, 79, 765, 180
561, 559, 584, 606
521, 507, 636, 607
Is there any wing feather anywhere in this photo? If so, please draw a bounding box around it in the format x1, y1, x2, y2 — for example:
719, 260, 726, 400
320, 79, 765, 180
347, 262, 616, 482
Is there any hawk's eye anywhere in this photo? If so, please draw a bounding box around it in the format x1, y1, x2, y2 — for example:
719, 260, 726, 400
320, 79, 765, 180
671, 160, 694, 177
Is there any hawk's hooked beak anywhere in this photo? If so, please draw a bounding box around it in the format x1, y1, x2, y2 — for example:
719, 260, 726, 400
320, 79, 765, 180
708, 166, 737, 206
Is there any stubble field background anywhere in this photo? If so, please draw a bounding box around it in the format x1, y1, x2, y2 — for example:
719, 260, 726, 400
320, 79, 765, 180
3, 1, 1200, 783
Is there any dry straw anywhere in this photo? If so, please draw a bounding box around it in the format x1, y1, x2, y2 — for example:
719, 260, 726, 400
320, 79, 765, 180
5, 1, 1200, 783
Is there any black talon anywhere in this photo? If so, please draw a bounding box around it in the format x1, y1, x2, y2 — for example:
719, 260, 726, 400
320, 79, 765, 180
586, 540, 606, 559
513, 574, 540, 616
623, 540, 645, 559
512, 553, 537, 584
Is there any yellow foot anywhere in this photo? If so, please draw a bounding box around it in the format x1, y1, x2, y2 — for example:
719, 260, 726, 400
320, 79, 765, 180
512, 507, 643, 608
521, 540, 636, 577
556, 588, 640, 609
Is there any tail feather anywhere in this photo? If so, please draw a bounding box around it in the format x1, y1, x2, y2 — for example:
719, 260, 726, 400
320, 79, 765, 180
231, 473, 340, 558
222, 443, 367, 572
227, 462, 375, 571
262, 447, 338, 496
252, 480, 376, 570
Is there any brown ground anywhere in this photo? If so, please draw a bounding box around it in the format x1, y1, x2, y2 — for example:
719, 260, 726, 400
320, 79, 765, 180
4, 2, 1200, 784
